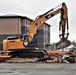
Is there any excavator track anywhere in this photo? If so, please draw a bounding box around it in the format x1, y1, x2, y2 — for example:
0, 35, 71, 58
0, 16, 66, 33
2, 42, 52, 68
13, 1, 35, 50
8, 48, 47, 58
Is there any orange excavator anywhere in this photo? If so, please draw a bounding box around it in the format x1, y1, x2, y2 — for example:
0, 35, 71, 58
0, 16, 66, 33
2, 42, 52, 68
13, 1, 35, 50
2, 2, 71, 58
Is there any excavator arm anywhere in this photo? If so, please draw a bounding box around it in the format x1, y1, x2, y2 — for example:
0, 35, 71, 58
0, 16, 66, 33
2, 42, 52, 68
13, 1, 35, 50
28, 8, 61, 42
24, 2, 71, 48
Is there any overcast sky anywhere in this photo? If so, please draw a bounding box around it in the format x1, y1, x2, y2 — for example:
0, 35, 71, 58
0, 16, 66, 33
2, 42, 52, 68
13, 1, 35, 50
0, 0, 76, 43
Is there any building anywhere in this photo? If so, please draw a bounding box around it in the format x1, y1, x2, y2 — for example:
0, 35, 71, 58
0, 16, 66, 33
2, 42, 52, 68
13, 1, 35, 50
0, 14, 51, 50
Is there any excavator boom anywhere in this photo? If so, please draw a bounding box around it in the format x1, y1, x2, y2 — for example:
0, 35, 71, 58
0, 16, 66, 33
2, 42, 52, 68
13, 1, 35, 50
28, 2, 71, 49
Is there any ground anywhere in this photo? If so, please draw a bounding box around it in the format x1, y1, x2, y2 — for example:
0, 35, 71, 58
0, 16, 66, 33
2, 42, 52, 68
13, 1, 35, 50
0, 63, 76, 75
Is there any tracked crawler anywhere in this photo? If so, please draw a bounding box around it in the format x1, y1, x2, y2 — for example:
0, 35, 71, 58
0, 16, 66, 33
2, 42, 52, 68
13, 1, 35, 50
3, 2, 71, 58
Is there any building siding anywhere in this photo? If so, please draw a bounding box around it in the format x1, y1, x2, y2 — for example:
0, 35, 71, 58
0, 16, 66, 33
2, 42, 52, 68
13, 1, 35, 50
0, 18, 21, 34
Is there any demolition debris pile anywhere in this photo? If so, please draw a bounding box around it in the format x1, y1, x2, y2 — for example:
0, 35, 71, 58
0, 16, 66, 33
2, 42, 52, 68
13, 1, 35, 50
0, 49, 76, 63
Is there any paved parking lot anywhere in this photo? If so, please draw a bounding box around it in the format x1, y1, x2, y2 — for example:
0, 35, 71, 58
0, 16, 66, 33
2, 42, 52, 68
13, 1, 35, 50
0, 63, 76, 75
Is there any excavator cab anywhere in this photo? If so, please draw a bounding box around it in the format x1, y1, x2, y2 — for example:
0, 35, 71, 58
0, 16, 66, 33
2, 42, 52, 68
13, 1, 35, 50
23, 34, 29, 47
23, 34, 37, 47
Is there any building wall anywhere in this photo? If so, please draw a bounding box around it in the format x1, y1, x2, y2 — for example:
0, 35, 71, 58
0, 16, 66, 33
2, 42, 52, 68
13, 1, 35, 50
21, 19, 31, 34
0, 18, 21, 34
36, 23, 50, 49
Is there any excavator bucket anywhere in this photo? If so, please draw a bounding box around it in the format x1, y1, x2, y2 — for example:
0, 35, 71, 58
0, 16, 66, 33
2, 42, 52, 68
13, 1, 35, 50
55, 38, 71, 49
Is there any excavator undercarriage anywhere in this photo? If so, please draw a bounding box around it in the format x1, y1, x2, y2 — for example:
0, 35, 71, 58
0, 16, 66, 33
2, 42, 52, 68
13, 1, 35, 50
8, 48, 47, 58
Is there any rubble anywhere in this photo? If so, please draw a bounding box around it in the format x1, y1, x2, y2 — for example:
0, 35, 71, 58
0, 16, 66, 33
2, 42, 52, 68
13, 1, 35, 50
47, 50, 76, 63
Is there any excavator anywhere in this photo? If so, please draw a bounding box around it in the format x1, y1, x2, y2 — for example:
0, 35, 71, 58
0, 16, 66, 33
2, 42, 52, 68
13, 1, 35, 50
2, 2, 71, 59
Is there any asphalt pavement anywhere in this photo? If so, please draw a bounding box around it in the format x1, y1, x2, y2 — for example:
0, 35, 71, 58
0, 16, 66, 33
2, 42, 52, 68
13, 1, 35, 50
0, 63, 76, 75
